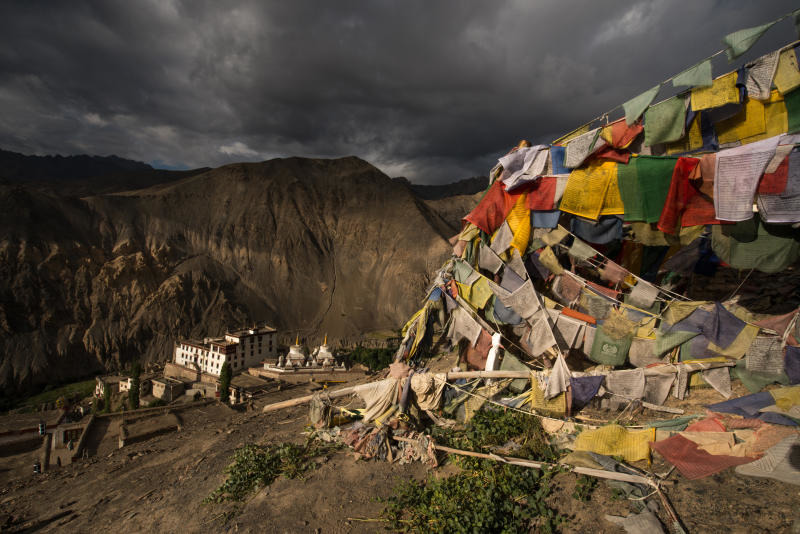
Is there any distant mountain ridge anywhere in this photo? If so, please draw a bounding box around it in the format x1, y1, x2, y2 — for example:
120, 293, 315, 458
0, 148, 209, 196
394, 175, 487, 200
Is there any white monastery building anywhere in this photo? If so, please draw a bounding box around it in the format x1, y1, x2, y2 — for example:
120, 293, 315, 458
173, 324, 277, 376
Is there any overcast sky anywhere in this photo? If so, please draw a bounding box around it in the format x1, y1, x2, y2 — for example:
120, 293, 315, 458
1, 1, 798, 184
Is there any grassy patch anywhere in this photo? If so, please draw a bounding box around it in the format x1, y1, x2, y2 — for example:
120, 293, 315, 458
20, 379, 96, 409
206, 441, 340, 504
382, 409, 564, 533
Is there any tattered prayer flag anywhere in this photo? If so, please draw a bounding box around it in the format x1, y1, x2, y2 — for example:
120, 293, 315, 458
672, 59, 713, 88
623, 84, 660, 125
573, 424, 653, 462
628, 280, 659, 309
774, 48, 800, 95
746, 51, 780, 101
722, 20, 778, 61
541, 226, 568, 246
644, 95, 687, 146
714, 135, 781, 221
538, 246, 564, 275
564, 128, 604, 169
716, 98, 767, 145
690, 71, 739, 111
568, 237, 596, 261
600, 118, 644, 149
553, 123, 590, 146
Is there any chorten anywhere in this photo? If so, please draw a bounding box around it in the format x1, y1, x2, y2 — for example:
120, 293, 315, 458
285, 335, 307, 367
314, 335, 336, 367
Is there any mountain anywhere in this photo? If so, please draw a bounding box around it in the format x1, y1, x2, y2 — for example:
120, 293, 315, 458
395, 175, 487, 200
0, 148, 208, 196
0, 156, 454, 395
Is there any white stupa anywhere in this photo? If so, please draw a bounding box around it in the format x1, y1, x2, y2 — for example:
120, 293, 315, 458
313, 335, 336, 367
285, 335, 307, 367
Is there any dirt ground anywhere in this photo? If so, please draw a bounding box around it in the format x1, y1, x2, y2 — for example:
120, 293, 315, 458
1, 374, 799, 533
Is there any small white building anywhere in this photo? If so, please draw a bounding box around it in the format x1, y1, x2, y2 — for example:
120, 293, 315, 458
173, 324, 278, 377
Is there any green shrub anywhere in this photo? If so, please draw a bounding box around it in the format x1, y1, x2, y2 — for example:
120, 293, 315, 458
206, 441, 339, 503
347, 346, 395, 371
383, 409, 564, 533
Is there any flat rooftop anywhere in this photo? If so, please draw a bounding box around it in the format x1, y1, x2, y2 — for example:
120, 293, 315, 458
227, 325, 277, 337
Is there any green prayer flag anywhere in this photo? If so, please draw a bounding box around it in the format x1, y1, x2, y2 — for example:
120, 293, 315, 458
589, 327, 631, 366
711, 216, 800, 274
644, 95, 687, 146
617, 156, 677, 223
622, 84, 660, 125
784, 87, 800, 133
722, 20, 778, 61
672, 59, 713, 88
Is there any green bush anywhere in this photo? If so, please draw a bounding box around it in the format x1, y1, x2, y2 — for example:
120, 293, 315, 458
347, 346, 395, 371
382, 409, 564, 533
206, 441, 338, 503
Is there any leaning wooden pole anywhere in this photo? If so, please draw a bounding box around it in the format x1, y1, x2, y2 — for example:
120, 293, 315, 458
261, 360, 735, 413
392, 436, 656, 487
262, 386, 358, 413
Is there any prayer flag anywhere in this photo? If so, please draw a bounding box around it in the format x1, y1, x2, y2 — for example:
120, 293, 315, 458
623, 85, 660, 125
673, 59, 713, 88
723, 20, 778, 61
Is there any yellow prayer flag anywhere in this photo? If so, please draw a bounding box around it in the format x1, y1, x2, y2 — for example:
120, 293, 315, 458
600, 164, 624, 216
528, 377, 566, 416
690, 71, 739, 111
456, 278, 493, 310
506, 193, 531, 256
774, 48, 800, 96
560, 161, 618, 220
662, 300, 709, 324
716, 97, 766, 145
573, 424, 654, 463
741, 90, 787, 144
771, 385, 800, 411
538, 246, 565, 275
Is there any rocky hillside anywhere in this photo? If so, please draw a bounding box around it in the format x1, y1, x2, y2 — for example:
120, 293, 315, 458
0, 156, 454, 394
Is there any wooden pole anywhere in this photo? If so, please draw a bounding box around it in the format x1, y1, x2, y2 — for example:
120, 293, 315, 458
261, 386, 358, 413
392, 436, 656, 487
446, 360, 734, 380
261, 360, 733, 413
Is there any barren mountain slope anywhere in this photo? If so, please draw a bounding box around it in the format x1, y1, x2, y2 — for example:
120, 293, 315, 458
0, 156, 452, 393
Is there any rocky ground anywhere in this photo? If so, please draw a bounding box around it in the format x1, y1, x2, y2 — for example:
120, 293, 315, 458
1, 362, 799, 533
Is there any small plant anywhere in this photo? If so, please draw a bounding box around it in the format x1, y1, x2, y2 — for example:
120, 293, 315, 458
206, 440, 339, 504
572, 475, 597, 502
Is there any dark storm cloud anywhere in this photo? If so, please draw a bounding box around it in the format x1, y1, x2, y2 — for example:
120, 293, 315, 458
0, 1, 798, 184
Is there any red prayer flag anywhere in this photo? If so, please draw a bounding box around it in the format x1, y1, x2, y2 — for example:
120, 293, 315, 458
756, 155, 790, 194
525, 176, 557, 211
